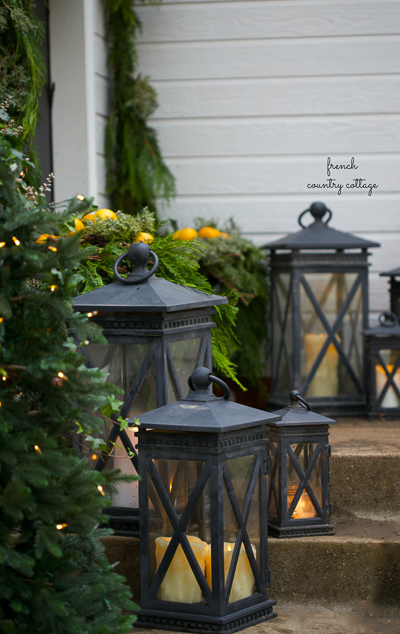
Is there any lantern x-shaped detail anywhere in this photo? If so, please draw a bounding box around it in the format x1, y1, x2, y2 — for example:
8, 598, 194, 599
265, 202, 380, 415
364, 311, 400, 416
73, 243, 227, 536
267, 391, 336, 538
134, 368, 280, 633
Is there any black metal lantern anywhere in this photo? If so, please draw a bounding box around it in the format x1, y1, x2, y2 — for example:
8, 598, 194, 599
73, 243, 227, 535
380, 267, 400, 321
265, 202, 380, 416
364, 311, 400, 417
266, 391, 336, 539
132, 367, 281, 633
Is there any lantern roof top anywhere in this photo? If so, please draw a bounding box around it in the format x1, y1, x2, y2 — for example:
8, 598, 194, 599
363, 311, 400, 337
129, 367, 281, 432
264, 202, 380, 252
73, 242, 227, 313
380, 266, 400, 278
267, 391, 336, 426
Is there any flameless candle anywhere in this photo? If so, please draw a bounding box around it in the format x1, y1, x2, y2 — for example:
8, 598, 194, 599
155, 535, 208, 603
304, 333, 339, 397
287, 485, 316, 519
205, 542, 256, 602
375, 364, 400, 408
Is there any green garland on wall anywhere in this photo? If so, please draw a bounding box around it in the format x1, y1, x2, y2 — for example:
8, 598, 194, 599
104, 0, 176, 216
0, 0, 46, 177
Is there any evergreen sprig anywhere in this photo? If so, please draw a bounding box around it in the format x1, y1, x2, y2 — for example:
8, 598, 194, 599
104, 0, 176, 215
0, 1, 46, 144
0, 112, 136, 633
193, 218, 269, 386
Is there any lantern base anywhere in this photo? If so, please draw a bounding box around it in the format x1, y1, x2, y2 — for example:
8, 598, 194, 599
268, 523, 335, 539
135, 600, 277, 634
102, 507, 139, 537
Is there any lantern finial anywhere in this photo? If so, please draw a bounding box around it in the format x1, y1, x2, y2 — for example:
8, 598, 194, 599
298, 202, 332, 228
379, 310, 399, 327
113, 242, 159, 284
289, 390, 312, 411
188, 367, 231, 400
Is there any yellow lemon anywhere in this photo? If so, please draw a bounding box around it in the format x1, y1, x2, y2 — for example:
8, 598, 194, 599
68, 218, 85, 236
36, 234, 58, 244
220, 232, 229, 239
82, 213, 97, 223
199, 226, 221, 239
136, 232, 154, 244
172, 230, 181, 240
178, 227, 199, 241
95, 208, 117, 221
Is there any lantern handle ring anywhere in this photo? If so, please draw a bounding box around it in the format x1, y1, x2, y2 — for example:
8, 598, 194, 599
289, 390, 312, 411
113, 244, 159, 285
379, 310, 398, 328
188, 369, 231, 400
298, 203, 332, 229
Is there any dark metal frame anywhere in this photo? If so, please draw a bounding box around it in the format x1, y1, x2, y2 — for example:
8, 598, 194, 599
136, 427, 276, 633
270, 250, 370, 415
78, 309, 214, 536
266, 422, 333, 539
365, 333, 400, 418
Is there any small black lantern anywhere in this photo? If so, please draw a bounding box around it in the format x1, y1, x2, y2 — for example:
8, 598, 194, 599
133, 367, 280, 633
265, 202, 380, 415
364, 311, 400, 416
380, 267, 400, 321
73, 243, 227, 535
266, 391, 336, 539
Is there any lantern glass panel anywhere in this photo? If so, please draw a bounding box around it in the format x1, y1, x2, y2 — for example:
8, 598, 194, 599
273, 273, 293, 394
168, 337, 203, 397
300, 273, 363, 397
223, 455, 261, 603
286, 443, 322, 520
375, 349, 400, 408
268, 441, 279, 518
149, 459, 210, 604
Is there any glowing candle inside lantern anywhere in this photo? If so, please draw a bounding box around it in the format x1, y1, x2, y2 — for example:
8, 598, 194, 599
155, 535, 208, 603
205, 542, 256, 602
304, 333, 339, 397
375, 365, 400, 408
287, 485, 316, 519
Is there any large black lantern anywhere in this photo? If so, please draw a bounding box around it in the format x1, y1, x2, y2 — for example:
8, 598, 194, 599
364, 311, 400, 416
265, 202, 380, 415
133, 367, 281, 633
380, 267, 400, 321
73, 243, 227, 535
267, 391, 336, 538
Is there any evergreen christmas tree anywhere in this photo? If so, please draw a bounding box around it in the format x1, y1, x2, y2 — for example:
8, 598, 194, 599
0, 106, 137, 632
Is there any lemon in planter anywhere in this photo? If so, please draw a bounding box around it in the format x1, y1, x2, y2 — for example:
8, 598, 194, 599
136, 232, 154, 244
95, 209, 117, 221
176, 227, 198, 241
68, 218, 85, 236
82, 213, 97, 223
199, 226, 221, 239
36, 234, 59, 244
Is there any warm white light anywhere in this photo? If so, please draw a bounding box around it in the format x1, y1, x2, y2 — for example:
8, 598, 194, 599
48, 246, 57, 252
50, 285, 57, 292
34, 445, 42, 454
76, 195, 85, 201
87, 312, 93, 318
12, 236, 20, 246
57, 372, 65, 378
56, 523, 67, 530
0, 242, 5, 248
97, 485, 105, 496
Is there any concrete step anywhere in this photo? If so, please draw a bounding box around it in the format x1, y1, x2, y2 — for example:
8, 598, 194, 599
330, 419, 400, 515
132, 601, 400, 634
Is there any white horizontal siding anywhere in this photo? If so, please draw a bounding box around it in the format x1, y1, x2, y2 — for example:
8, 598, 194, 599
93, 4, 110, 205
135, 0, 400, 320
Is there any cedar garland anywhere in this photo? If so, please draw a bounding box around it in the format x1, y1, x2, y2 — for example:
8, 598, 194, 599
104, 0, 176, 216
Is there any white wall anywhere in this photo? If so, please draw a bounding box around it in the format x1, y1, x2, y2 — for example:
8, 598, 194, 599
134, 0, 400, 319
50, 0, 110, 208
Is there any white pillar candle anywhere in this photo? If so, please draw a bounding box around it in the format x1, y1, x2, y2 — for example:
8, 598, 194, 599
155, 535, 208, 603
304, 333, 339, 397
287, 485, 316, 519
375, 365, 400, 408
205, 542, 256, 602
